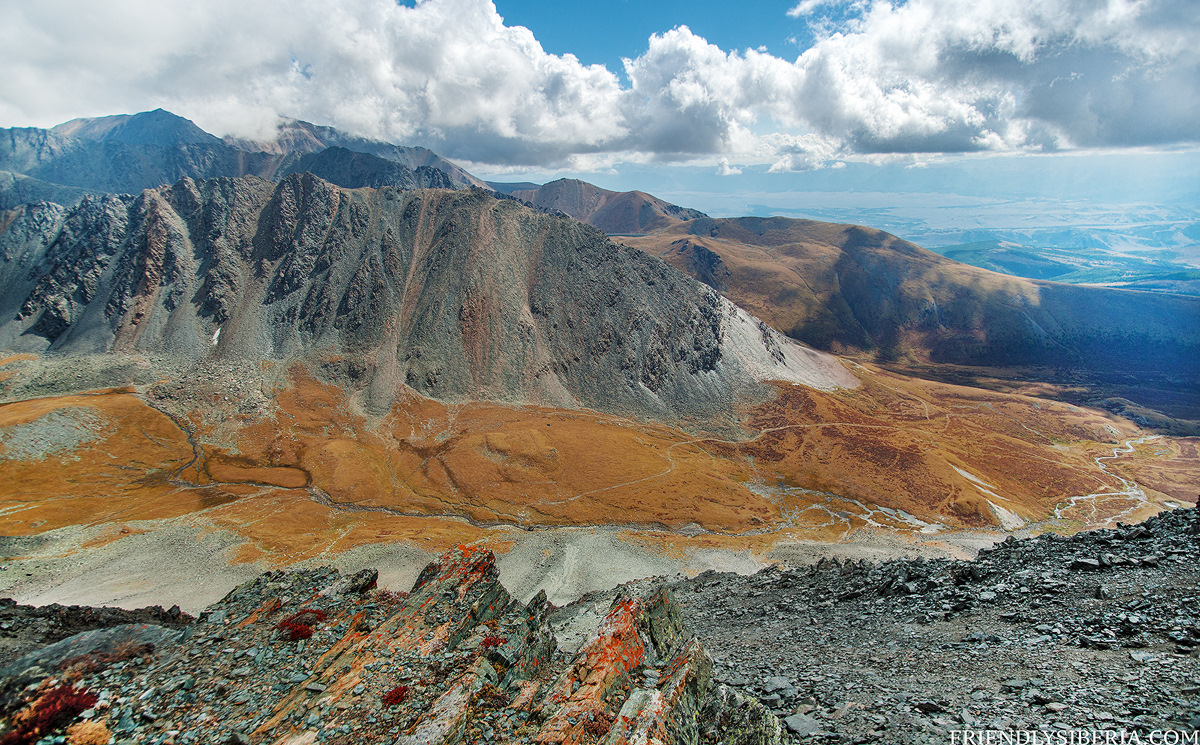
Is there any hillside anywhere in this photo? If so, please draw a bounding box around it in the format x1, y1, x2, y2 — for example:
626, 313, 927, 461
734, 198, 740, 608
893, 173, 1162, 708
276, 147, 457, 190
499, 178, 707, 235
0, 174, 847, 425
226, 118, 486, 189
1, 511, 1196, 743
622, 217, 1200, 383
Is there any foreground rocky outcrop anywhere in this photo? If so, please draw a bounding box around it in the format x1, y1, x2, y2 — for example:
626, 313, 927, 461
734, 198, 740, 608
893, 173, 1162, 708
3, 509, 1197, 744
0, 547, 780, 745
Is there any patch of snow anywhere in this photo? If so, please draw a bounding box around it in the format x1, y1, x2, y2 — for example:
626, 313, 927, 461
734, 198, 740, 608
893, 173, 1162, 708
720, 299, 859, 391
987, 500, 1026, 530
952, 465, 996, 490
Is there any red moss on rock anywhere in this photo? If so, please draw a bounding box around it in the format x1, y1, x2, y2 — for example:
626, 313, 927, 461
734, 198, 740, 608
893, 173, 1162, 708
381, 685, 410, 706
0, 683, 98, 745
273, 608, 327, 641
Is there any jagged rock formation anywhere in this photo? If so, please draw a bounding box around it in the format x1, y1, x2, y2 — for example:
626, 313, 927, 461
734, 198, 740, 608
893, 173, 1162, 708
497, 179, 707, 235
0, 547, 782, 744
0, 174, 853, 422
227, 118, 487, 190
0, 109, 264, 195
4, 511, 1197, 743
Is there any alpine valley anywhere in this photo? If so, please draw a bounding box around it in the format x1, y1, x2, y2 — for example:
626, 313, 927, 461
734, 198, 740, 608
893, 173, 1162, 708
0, 110, 1198, 743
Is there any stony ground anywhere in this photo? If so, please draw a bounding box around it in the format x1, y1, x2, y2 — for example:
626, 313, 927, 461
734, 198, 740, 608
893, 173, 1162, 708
669, 508, 1200, 743
0, 508, 1197, 744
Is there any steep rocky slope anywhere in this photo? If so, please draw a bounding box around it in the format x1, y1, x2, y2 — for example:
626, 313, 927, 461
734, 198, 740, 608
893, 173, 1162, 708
0, 546, 782, 745
0, 174, 851, 423
623, 217, 1200, 380
0, 171, 88, 211
276, 148, 455, 191
499, 178, 707, 235
0, 110, 259, 195
225, 118, 486, 189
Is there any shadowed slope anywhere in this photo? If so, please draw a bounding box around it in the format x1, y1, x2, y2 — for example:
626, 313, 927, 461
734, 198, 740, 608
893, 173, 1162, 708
276, 147, 457, 190
623, 217, 1200, 379
0, 110, 486, 195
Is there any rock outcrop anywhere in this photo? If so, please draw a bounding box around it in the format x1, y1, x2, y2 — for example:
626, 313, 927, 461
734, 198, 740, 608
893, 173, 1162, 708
0, 174, 855, 422
4, 510, 1197, 743
277, 148, 456, 191
0, 547, 781, 744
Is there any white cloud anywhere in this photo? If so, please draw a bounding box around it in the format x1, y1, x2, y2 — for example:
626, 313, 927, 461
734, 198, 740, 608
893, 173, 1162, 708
0, 0, 1195, 170
716, 157, 743, 175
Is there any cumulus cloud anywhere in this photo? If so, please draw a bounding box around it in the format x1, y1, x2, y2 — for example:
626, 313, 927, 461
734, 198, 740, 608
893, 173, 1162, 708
0, 0, 1195, 170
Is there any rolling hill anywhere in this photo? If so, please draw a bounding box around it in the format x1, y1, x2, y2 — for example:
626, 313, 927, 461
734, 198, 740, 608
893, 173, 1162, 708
622, 217, 1200, 377
493, 178, 707, 235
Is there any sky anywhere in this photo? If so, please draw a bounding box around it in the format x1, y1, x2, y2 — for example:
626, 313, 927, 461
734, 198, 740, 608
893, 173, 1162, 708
1, 0, 1197, 243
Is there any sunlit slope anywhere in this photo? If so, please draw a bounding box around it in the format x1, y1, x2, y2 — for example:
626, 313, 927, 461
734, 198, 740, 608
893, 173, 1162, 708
623, 217, 1200, 376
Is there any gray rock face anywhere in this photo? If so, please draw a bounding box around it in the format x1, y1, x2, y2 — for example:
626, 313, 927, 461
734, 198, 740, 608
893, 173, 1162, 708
277, 147, 456, 191
1, 110, 259, 195
0, 174, 852, 423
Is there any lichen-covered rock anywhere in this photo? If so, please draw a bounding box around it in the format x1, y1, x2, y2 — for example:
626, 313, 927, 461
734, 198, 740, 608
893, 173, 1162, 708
0, 547, 783, 744
698, 685, 785, 745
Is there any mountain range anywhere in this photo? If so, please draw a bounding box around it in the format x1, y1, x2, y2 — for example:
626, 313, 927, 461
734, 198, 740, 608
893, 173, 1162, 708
0, 109, 482, 198
0, 109, 1196, 550
622, 218, 1200, 378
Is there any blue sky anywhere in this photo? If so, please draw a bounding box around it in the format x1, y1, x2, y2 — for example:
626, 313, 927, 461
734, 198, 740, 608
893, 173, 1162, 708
492, 1, 818, 74
1, 0, 1197, 247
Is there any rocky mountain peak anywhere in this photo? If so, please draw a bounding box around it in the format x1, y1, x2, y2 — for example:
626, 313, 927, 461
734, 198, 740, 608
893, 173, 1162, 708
0, 174, 854, 425
50, 109, 222, 147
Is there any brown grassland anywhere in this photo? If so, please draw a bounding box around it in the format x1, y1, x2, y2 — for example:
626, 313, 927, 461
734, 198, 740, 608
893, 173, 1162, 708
2, 355, 1194, 567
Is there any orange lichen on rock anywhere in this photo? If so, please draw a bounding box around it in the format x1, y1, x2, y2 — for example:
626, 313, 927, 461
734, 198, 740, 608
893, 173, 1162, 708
605, 639, 714, 745
535, 597, 651, 743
